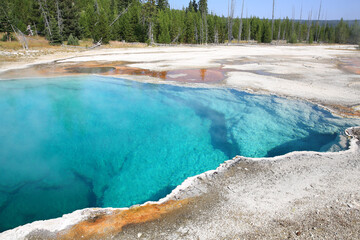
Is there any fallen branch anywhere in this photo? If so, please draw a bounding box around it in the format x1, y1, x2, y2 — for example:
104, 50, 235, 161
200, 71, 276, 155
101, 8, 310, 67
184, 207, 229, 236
89, 39, 102, 49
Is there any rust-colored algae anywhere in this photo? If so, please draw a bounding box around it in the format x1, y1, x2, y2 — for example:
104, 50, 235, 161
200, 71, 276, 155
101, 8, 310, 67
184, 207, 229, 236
327, 104, 360, 118
0, 61, 226, 83
338, 57, 360, 75
57, 199, 190, 240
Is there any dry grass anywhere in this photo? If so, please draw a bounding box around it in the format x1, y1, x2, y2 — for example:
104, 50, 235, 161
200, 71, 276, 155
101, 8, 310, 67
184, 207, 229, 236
0, 34, 57, 50
105, 41, 147, 48
0, 33, 147, 51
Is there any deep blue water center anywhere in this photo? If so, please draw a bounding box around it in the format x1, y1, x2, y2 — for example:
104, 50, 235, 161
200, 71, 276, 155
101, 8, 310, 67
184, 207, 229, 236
0, 76, 358, 232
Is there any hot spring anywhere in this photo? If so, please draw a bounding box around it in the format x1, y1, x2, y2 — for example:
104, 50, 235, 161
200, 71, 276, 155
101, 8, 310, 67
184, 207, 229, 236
0, 76, 358, 232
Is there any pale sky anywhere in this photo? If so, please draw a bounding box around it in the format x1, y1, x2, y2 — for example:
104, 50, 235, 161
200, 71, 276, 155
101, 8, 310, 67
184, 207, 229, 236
169, 0, 360, 20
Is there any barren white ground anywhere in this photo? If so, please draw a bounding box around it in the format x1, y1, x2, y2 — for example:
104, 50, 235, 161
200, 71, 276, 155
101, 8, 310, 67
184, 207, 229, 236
0, 45, 359, 239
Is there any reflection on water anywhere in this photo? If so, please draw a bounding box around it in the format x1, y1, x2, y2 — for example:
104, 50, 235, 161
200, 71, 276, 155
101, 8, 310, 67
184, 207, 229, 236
65, 67, 116, 74
0, 61, 226, 83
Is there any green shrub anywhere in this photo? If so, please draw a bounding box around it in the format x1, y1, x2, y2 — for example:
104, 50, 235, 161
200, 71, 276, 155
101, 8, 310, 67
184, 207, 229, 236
1, 33, 16, 42
67, 34, 79, 46
288, 32, 298, 44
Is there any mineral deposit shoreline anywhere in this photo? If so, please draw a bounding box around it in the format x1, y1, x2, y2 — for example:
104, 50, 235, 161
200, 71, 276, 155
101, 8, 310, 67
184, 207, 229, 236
0, 45, 360, 239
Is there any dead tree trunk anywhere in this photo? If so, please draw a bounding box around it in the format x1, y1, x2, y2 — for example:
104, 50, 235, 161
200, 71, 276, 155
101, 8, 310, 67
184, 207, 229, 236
55, 0, 63, 35
238, 0, 244, 42
94, 0, 100, 15
291, 7, 295, 36
11, 25, 29, 50
17, 30, 29, 50
1, 8, 28, 49
214, 25, 219, 44
271, 0, 275, 41
148, 22, 154, 44
38, 0, 52, 37
306, 10, 313, 43
34, 23, 38, 36
171, 28, 184, 43
228, 0, 235, 44
298, 5, 303, 42
194, 21, 198, 44
200, 17, 204, 44
282, 18, 286, 40
315, 0, 322, 42
110, 3, 132, 27
277, 19, 281, 41
204, 13, 208, 44
26, 25, 34, 36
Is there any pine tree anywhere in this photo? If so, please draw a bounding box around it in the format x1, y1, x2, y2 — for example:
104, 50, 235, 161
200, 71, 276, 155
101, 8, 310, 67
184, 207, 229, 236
349, 20, 360, 44
199, 0, 208, 44
0, 3, 12, 41
156, 0, 169, 10
118, 0, 132, 11
60, 0, 81, 39
49, 17, 62, 45
262, 21, 272, 43
335, 18, 349, 44
67, 33, 79, 45
28, 0, 44, 35
157, 10, 170, 43
144, 0, 157, 44
184, 10, 195, 43
120, 11, 135, 42
93, 9, 110, 44
288, 32, 297, 43
79, 10, 91, 38
187, 0, 198, 12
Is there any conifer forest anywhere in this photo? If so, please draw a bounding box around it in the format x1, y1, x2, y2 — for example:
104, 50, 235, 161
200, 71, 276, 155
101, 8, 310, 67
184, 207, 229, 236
0, 0, 359, 46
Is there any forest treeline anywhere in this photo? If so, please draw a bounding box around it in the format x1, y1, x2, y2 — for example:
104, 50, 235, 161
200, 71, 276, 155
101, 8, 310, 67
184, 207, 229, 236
0, 0, 359, 46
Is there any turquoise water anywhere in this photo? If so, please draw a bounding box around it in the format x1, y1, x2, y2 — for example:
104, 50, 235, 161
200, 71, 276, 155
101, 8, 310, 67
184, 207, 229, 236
0, 76, 358, 232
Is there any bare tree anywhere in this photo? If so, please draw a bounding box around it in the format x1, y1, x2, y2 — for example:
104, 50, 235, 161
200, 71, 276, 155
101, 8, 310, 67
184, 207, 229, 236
291, 6, 295, 36
33, 23, 38, 36
214, 25, 219, 44
306, 10, 313, 42
298, 4, 303, 42
203, 12, 208, 44
55, 0, 63, 35
282, 18, 286, 40
238, 0, 244, 42
271, 0, 275, 40
315, 0, 322, 42
200, 17, 204, 44
247, 10, 250, 41
94, 0, 100, 15
1, 8, 28, 49
148, 22, 154, 44
37, 0, 52, 37
227, 0, 236, 44
16, 30, 29, 50
26, 25, 34, 36
277, 18, 281, 41
199, 0, 208, 44
194, 20, 198, 43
